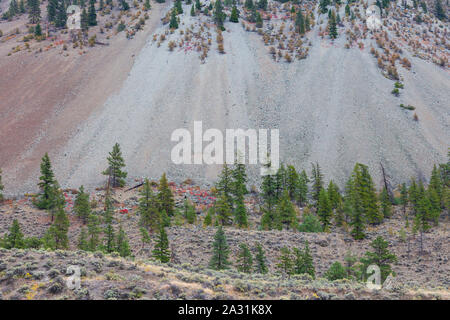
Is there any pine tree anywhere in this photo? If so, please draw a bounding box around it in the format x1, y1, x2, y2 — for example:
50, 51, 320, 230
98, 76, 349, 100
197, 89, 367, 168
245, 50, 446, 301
295, 9, 305, 34
78, 227, 89, 250
103, 199, 116, 254
47, 0, 58, 23
36, 153, 59, 211
327, 180, 341, 210
413, 182, 432, 253
169, 8, 178, 29
215, 193, 233, 226
88, 0, 97, 26
317, 188, 332, 231
254, 243, 268, 274
236, 243, 253, 273
319, 0, 329, 14
360, 236, 397, 282
195, 0, 201, 11
28, 0, 41, 24
328, 10, 338, 39
435, 0, 446, 20
258, 0, 267, 10
297, 169, 309, 205
116, 225, 131, 257
81, 8, 89, 30
52, 205, 70, 249
5, 219, 24, 249
276, 189, 297, 229
230, 5, 239, 22
175, 0, 183, 14
216, 164, 234, 207
400, 182, 408, 217
234, 194, 248, 228
87, 214, 101, 251
152, 225, 171, 262
203, 207, 214, 226
244, 0, 253, 9
74, 185, 91, 224
157, 173, 175, 216
274, 164, 286, 200
120, 0, 130, 10
144, 0, 151, 10
276, 246, 293, 278
191, 4, 196, 16
286, 165, 298, 201
380, 186, 392, 218
34, 23, 42, 36
261, 162, 278, 229
102, 143, 127, 188
139, 227, 151, 249
311, 162, 324, 202
183, 199, 197, 224
429, 164, 443, 207
214, 0, 225, 30
0, 168, 4, 201
139, 178, 160, 231
209, 226, 230, 270
54, 0, 67, 28
293, 240, 315, 278
231, 162, 248, 200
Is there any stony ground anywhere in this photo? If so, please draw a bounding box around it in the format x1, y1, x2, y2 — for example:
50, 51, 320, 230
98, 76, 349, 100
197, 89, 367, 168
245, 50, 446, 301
0, 184, 449, 297
0, 247, 448, 300
0, 0, 449, 197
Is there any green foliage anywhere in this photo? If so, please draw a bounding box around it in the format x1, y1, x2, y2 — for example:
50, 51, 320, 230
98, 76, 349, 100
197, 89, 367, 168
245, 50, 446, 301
276, 190, 297, 229
116, 225, 131, 257
214, 0, 226, 29
317, 188, 332, 231
380, 186, 392, 218
74, 186, 91, 224
183, 200, 197, 224
215, 193, 233, 226
28, 0, 41, 24
328, 10, 338, 39
78, 227, 89, 251
35, 153, 59, 211
87, 214, 101, 251
325, 261, 347, 281
254, 243, 268, 274
295, 9, 305, 34
157, 173, 175, 216
203, 207, 214, 226
236, 243, 253, 273
139, 179, 160, 231
152, 226, 171, 263
360, 236, 397, 282
216, 164, 234, 206
48, 206, 70, 249
311, 162, 324, 202
88, 0, 97, 26
293, 240, 315, 278
3, 219, 24, 249
102, 143, 127, 188
276, 246, 293, 277
297, 170, 309, 205
298, 213, 323, 232
435, 0, 446, 20
230, 5, 239, 22
209, 226, 230, 270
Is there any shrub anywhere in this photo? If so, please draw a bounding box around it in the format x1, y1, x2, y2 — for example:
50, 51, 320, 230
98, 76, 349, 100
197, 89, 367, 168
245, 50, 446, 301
325, 261, 347, 281
298, 213, 323, 233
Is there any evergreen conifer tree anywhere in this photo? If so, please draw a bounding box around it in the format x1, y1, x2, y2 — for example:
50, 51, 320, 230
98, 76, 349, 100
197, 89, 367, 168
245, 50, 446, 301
230, 5, 239, 22
360, 236, 397, 282
254, 243, 268, 274
236, 243, 253, 273
157, 173, 175, 216
317, 188, 332, 231
209, 226, 230, 270
102, 143, 127, 188
276, 246, 293, 278
139, 178, 160, 231
152, 225, 171, 262
74, 185, 91, 224
88, 0, 97, 26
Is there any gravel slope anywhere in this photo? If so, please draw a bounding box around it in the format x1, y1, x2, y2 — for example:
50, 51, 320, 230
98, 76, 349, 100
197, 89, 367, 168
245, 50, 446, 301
10, 4, 450, 194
